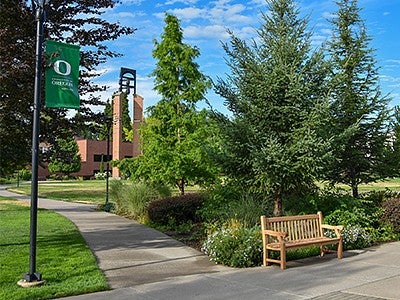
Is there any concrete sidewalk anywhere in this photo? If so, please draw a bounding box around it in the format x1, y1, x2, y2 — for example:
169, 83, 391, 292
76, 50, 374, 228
1, 186, 400, 299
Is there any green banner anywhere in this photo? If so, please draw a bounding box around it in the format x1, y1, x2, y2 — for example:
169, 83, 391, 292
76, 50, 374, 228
45, 40, 80, 109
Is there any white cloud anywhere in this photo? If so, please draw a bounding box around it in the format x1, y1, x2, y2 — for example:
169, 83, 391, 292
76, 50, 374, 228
386, 59, 400, 65
209, 3, 252, 25
165, 0, 199, 5
311, 34, 328, 46
153, 12, 166, 19
248, 0, 268, 6
169, 7, 206, 20
184, 25, 229, 39
119, 0, 145, 5
232, 26, 257, 40
382, 75, 400, 87
116, 11, 137, 18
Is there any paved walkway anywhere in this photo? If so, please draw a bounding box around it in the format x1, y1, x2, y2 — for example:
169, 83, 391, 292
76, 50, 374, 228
1, 185, 400, 299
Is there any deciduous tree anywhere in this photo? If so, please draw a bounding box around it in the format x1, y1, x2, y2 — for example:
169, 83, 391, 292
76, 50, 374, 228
121, 14, 217, 194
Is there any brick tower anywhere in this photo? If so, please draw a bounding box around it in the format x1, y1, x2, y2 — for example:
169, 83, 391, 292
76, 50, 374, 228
112, 92, 123, 178
133, 94, 143, 156
112, 93, 143, 178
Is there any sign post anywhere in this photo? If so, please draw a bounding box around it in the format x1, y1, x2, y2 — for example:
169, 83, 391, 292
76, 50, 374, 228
18, 0, 46, 287
18, 3, 80, 287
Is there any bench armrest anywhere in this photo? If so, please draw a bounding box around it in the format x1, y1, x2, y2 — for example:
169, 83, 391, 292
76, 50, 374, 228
322, 224, 344, 237
322, 224, 344, 231
262, 229, 287, 238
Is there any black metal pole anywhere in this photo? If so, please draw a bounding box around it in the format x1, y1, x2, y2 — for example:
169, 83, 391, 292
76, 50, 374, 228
105, 123, 110, 206
24, 1, 45, 282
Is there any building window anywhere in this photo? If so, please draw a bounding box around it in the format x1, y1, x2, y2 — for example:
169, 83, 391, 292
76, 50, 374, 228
94, 154, 112, 162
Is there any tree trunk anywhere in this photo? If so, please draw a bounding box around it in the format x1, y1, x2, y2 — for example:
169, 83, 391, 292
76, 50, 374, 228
351, 184, 359, 198
177, 178, 185, 195
273, 191, 283, 217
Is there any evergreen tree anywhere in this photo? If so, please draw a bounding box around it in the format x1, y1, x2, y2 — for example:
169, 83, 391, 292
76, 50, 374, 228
124, 13, 216, 194
378, 107, 400, 179
98, 93, 132, 142
48, 137, 81, 177
326, 0, 392, 197
214, 0, 330, 216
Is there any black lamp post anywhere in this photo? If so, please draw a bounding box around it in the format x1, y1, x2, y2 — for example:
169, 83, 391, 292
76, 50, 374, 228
19, 0, 47, 286
105, 115, 112, 208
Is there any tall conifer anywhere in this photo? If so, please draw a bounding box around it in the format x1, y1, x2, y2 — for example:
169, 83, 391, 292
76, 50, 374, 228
326, 0, 391, 197
215, 0, 330, 216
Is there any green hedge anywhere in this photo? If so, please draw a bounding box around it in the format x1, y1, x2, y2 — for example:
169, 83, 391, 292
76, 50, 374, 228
147, 193, 204, 225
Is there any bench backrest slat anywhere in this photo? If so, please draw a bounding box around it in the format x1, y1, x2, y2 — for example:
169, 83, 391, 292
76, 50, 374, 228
262, 212, 323, 242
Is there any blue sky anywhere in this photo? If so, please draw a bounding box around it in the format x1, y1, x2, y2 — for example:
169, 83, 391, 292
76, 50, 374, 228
91, 0, 400, 116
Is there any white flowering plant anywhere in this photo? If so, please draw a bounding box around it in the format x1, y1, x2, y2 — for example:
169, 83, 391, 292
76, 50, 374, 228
325, 225, 371, 250
201, 220, 262, 267
94, 172, 109, 180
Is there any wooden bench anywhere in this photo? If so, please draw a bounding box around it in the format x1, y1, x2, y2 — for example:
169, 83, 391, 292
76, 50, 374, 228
260, 212, 343, 270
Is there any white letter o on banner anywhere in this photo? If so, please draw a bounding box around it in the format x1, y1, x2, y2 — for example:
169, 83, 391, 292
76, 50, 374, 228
53, 60, 71, 76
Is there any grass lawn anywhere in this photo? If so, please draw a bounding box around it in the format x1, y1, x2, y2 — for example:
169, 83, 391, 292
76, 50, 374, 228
318, 177, 400, 193
8, 180, 108, 204
8, 178, 400, 206
8, 180, 201, 204
0, 196, 109, 300
349, 177, 400, 192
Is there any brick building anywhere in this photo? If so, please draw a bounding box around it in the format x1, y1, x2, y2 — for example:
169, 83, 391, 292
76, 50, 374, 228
38, 93, 143, 179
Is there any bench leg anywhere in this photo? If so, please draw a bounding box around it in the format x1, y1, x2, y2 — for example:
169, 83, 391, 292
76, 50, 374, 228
263, 247, 268, 267
320, 245, 325, 257
337, 238, 343, 259
280, 247, 286, 270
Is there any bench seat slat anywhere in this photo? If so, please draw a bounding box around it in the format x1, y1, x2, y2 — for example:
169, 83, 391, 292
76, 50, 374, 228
266, 237, 341, 250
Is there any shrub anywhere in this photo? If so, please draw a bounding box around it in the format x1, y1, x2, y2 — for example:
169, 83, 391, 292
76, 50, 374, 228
381, 198, 400, 233
324, 208, 378, 249
110, 180, 171, 221
361, 189, 400, 207
284, 187, 361, 216
201, 220, 262, 268
200, 184, 240, 224
336, 226, 371, 250
369, 224, 398, 243
18, 168, 32, 181
147, 193, 204, 226
200, 184, 273, 226
324, 207, 376, 228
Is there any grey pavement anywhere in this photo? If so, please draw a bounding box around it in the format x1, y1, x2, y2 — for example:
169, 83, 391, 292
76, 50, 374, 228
1, 185, 400, 299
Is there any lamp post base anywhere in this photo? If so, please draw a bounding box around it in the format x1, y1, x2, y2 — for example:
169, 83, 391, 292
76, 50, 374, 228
17, 273, 45, 288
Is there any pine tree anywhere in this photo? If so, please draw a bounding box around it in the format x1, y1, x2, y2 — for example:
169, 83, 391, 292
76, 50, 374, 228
48, 137, 81, 177
215, 0, 330, 216
326, 0, 392, 197
124, 13, 217, 194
